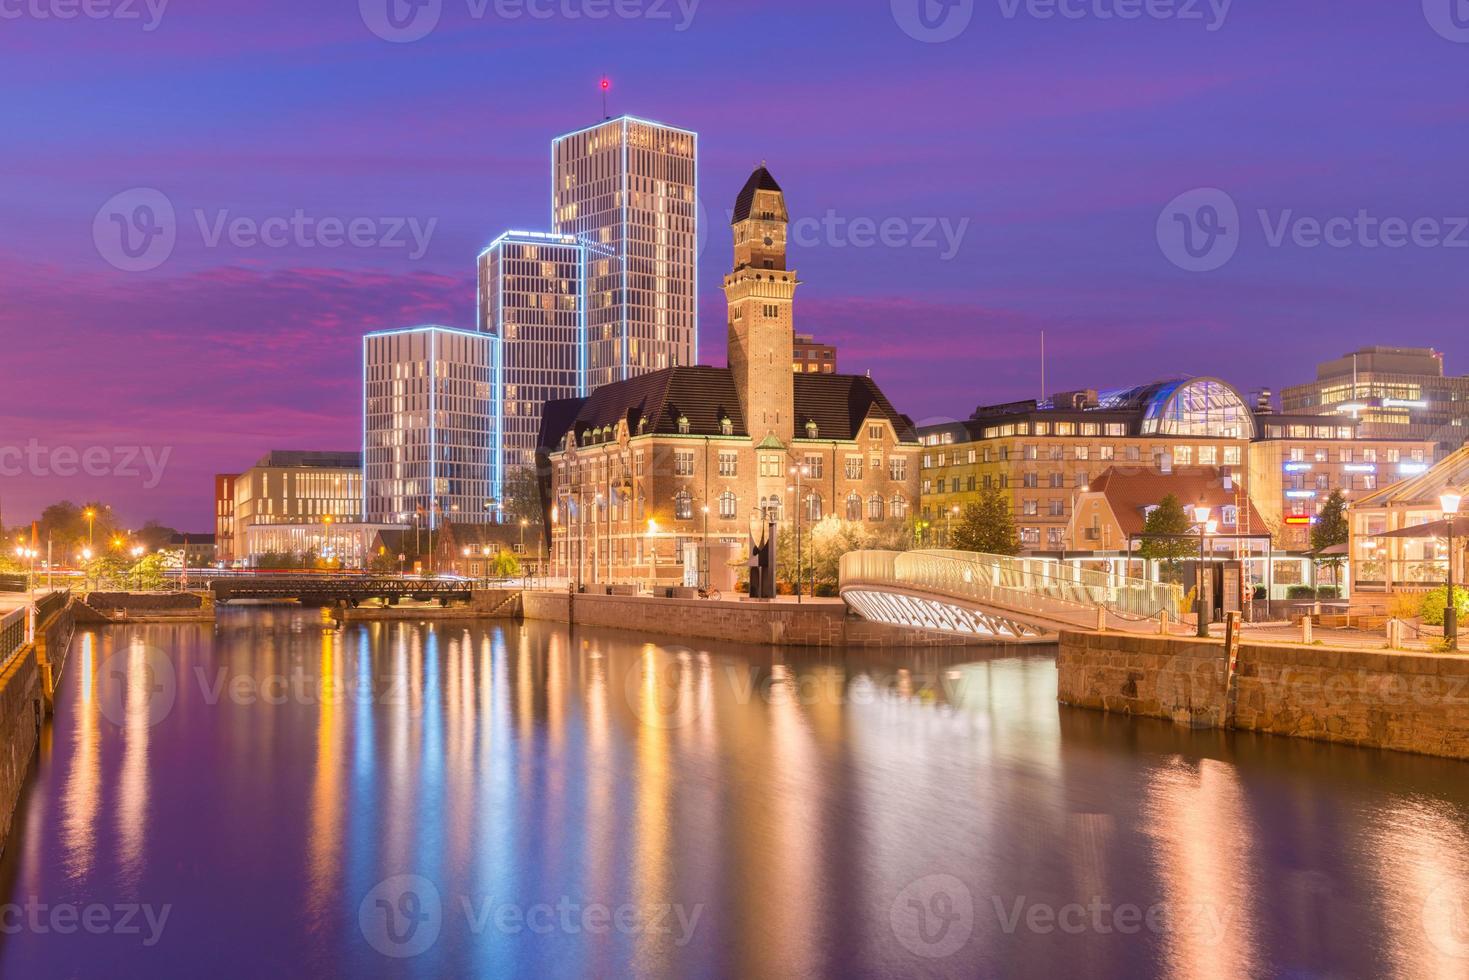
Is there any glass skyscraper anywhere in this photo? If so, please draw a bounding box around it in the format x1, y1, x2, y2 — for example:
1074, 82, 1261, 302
551, 115, 699, 389
363, 325, 500, 528
478, 231, 613, 472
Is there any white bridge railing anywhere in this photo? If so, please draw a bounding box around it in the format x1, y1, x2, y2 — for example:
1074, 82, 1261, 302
840, 550, 1183, 624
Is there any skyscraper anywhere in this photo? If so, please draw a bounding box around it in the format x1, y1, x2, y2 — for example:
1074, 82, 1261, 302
363, 325, 500, 528
551, 115, 699, 389
478, 231, 613, 473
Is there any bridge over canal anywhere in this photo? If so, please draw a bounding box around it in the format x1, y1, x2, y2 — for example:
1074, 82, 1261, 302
210, 576, 474, 607
839, 550, 1184, 640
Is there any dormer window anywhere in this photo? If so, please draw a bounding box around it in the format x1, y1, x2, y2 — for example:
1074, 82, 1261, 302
677, 415, 691, 435
721, 417, 734, 436
806, 420, 819, 439
638, 417, 648, 435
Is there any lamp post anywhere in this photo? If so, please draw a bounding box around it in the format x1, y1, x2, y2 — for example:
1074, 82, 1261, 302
1194, 504, 1212, 638
1443, 491, 1462, 651
788, 464, 809, 603
646, 519, 658, 593
701, 505, 710, 591
84, 508, 96, 548
947, 505, 959, 549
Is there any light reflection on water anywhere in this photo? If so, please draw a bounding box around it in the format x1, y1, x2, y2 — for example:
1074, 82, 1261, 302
2, 608, 1469, 978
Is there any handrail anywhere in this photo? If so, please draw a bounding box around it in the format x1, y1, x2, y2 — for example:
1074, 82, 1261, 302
840, 550, 1183, 621
0, 607, 28, 673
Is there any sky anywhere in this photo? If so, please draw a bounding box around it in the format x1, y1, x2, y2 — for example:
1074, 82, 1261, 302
2, 0, 1467, 529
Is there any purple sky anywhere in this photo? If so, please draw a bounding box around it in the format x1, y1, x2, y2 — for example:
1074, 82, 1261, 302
3, 0, 1467, 529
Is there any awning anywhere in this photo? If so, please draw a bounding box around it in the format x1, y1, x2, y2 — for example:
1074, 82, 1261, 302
1372, 517, 1469, 540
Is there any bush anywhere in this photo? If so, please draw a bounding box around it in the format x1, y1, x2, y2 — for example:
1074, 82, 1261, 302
1420, 587, 1469, 627
1316, 587, 1341, 600
1252, 585, 1267, 602
1286, 585, 1318, 600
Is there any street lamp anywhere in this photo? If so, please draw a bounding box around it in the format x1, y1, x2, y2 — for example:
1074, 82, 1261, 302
701, 505, 711, 591
1443, 491, 1462, 651
646, 518, 658, 593
1194, 504, 1212, 638
84, 508, 96, 548
789, 463, 810, 603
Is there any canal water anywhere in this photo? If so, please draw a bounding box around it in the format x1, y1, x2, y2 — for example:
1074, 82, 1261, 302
3, 608, 1469, 978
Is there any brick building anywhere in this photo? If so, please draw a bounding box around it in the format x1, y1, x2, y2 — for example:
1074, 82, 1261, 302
539, 166, 920, 587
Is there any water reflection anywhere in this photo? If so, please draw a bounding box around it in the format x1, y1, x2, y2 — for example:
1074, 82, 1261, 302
4, 609, 1469, 979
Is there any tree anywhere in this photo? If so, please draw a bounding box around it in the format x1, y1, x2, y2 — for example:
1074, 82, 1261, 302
1311, 489, 1350, 588
129, 553, 168, 592
1137, 494, 1196, 582
502, 466, 545, 527
490, 549, 522, 578
952, 486, 1020, 556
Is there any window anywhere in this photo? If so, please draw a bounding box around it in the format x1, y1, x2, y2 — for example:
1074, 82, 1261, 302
1023, 473, 1038, 489
1049, 500, 1065, 517
805, 420, 818, 439
804, 455, 824, 480
1388, 448, 1401, 463
1198, 446, 1218, 466
868, 494, 885, 521
1049, 473, 1063, 489
720, 417, 734, 436
891, 494, 908, 518
1339, 449, 1353, 464
1075, 473, 1088, 488
890, 457, 907, 481
868, 424, 883, 440
1222, 505, 1239, 527
1075, 447, 1089, 461
1174, 446, 1194, 466
674, 490, 693, 521
1105, 424, 1126, 437
937, 479, 947, 494
677, 415, 690, 435
1126, 447, 1140, 462
805, 493, 823, 522
719, 490, 737, 520
1020, 527, 1041, 546
922, 479, 932, 494
675, 451, 695, 477
967, 476, 977, 491
1223, 446, 1241, 466
762, 496, 783, 521
846, 456, 864, 480
763, 304, 779, 319
717, 451, 738, 478
1024, 445, 1038, 461
760, 455, 781, 478
966, 450, 976, 464
1099, 446, 1115, 460
846, 493, 863, 521
1023, 499, 1039, 516
1048, 528, 1065, 548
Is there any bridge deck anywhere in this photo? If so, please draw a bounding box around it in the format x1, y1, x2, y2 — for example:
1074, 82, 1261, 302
211, 577, 474, 604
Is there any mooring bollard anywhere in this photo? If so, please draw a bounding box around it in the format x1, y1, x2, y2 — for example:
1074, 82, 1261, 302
1158, 609, 1170, 635
1302, 615, 1313, 644
1096, 605, 1107, 632
1386, 618, 1400, 650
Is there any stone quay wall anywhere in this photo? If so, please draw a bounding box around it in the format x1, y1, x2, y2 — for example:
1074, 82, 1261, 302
35, 601, 76, 712
1057, 631, 1469, 760
0, 645, 43, 858
521, 591, 981, 648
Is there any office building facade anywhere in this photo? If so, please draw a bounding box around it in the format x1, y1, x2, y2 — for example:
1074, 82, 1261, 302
552, 116, 699, 389
478, 231, 613, 473
1281, 346, 1469, 454
363, 326, 500, 528
794, 333, 837, 374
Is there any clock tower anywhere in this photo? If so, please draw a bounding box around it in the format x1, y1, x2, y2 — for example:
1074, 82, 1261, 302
723, 166, 799, 446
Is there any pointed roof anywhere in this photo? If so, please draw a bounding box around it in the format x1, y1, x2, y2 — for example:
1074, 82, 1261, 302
731, 166, 784, 224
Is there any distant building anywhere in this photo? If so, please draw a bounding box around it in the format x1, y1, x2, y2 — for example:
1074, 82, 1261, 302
1349, 445, 1469, 595
1281, 346, 1469, 455
478, 232, 613, 473
1066, 467, 1268, 554
165, 532, 216, 568
552, 115, 700, 388
434, 522, 537, 578
232, 450, 391, 568
363, 326, 500, 529
214, 473, 238, 563
540, 166, 921, 587
793, 333, 837, 374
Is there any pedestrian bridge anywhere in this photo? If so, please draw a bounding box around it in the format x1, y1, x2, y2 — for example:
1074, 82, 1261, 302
839, 550, 1184, 640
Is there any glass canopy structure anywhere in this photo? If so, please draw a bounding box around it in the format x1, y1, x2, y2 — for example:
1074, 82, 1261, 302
1094, 377, 1258, 439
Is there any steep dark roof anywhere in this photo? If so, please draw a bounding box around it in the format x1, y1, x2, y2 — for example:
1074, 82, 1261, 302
538, 366, 918, 450
731, 166, 783, 224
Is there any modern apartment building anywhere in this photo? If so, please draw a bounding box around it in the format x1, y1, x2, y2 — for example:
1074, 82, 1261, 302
363, 326, 500, 528
232, 450, 385, 566
477, 231, 613, 473
551, 115, 699, 388
1281, 346, 1469, 454
918, 378, 1437, 553
213, 473, 238, 563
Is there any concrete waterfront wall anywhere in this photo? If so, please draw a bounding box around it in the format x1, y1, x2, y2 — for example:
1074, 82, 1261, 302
521, 591, 980, 648
0, 646, 43, 857
1057, 631, 1469, 760
35, 602, 77, 711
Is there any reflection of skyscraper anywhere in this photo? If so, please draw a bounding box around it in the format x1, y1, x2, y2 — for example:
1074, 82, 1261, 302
363, 325, 499, 528
552, 116, 699, 389
478, 232, 613, 472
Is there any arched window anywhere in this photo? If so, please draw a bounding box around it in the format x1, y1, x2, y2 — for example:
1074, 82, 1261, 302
719, 490, 737, 520
762, 495, 783, 522
891, 494, 908, 518
805, 492, 823, 522
674, 490, 693, 521
868, 494, 885, 521
677, 415, 691, 435
637, 490, 646, 520
846, 492, 863, 521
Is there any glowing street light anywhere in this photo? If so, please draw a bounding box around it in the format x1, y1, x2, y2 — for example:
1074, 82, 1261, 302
1443, 491, 1462, 651
1194, 504, 1212, 638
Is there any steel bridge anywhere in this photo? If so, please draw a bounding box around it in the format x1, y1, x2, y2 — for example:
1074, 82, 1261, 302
210, 577, 474, 607
839, 550, 1184, 640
